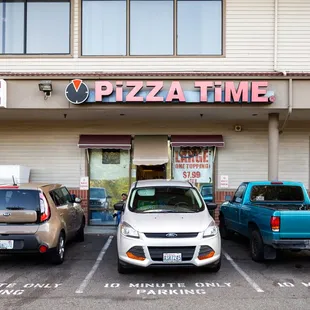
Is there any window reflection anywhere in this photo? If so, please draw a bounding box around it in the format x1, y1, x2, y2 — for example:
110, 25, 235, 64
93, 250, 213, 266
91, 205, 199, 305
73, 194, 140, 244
89, 149, 130, 226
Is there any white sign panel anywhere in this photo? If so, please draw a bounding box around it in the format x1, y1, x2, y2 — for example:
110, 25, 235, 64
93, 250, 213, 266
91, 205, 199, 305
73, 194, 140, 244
0, 165, 30, 184
0, 80, 7, 108
173, 147, 213, 184
220, 175, 229, 188
80, 177, 89, 190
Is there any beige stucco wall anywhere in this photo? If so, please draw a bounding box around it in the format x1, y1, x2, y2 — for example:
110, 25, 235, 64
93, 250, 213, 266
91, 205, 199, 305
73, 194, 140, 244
0, 120, 308, 189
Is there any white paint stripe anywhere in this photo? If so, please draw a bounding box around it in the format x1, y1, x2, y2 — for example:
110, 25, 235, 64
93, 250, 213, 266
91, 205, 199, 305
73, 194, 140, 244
223, 250, 264, 293
75, 235, 113, 294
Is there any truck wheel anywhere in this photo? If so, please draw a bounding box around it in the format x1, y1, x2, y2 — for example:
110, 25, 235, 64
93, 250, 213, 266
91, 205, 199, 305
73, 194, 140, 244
219, 215, 233, 240
250, 229, 265, 262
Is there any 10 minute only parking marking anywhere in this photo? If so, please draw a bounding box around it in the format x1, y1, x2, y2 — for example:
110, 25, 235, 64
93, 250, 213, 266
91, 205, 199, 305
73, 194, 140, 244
102, 282, 232, 295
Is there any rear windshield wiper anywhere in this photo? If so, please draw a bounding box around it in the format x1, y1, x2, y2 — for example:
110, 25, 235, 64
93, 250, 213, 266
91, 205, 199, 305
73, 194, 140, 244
140, 210, 176, 213
6, 206, 25, 210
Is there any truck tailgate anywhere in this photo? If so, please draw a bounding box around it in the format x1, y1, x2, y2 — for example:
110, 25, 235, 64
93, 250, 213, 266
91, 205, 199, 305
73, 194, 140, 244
277, 210, 310, 239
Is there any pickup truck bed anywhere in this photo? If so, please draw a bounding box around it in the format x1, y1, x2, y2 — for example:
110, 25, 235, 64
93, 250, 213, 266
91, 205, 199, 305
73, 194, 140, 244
219, 181, 310, 262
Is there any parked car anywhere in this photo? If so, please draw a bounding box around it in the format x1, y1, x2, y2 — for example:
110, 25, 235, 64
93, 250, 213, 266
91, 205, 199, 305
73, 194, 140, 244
219, 181, 310, 262
200, 184, 213, 203
89, 187, 112, 209
0, 183, 85, 264
114, 179, 221, 274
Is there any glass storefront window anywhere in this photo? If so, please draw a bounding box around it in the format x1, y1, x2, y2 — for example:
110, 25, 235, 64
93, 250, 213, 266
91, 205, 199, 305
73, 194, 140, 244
172, 146, 214, 186
89, 149, 130, 226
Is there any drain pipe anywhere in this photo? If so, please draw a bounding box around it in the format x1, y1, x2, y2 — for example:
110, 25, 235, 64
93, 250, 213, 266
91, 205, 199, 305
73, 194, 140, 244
279, 78, 293, 134
274, 0, 278, 72
273, 0, 292, 133
273, 0, 286, 77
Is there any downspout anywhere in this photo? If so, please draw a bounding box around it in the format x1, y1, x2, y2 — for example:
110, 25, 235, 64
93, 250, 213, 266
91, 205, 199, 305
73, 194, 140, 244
273, 0, 278, 72
273, 0, 286, 76
273, 0, 292, 134
279, 78, 293, 134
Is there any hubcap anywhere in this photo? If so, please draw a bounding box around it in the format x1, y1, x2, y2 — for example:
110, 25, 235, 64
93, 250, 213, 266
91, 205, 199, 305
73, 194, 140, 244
59, 237, 65, 259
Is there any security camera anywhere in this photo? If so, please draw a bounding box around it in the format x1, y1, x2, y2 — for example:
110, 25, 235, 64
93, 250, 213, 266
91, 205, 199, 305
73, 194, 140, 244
234, 125, 242, 132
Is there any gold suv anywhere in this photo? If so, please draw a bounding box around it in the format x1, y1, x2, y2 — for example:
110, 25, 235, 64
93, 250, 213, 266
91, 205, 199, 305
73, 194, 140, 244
0, 183, 85, 264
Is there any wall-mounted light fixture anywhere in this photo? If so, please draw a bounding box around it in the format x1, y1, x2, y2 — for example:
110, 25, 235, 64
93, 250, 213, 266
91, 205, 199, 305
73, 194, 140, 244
38, 80, 53, 100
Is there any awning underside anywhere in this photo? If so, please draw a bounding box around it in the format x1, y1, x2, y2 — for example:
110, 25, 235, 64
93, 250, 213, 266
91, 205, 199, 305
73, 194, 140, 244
78, 135, 132, 149
170, 135, 224, 147
133, 135, 169, 166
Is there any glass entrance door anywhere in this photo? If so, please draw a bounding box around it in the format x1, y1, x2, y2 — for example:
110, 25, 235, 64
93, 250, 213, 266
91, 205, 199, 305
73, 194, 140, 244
89, 149, 130, 226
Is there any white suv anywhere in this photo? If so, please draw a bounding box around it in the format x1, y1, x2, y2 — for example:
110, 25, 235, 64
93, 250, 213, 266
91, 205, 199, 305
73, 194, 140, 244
114, 179, 221, 274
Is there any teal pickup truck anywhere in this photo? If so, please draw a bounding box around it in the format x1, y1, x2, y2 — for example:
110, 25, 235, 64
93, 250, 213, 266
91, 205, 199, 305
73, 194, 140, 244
219, 181, 310, 262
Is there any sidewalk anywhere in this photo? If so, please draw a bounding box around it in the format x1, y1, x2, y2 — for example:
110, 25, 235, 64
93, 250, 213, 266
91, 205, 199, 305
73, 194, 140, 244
85, 226, 117, 235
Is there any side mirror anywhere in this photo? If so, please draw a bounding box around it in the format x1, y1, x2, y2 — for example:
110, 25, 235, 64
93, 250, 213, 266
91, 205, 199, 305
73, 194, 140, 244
75, 197, 82, 203
206, 203, 217, 211
225, 195, 232, 202
107, 195, 112, 199
114, 202, 124, 211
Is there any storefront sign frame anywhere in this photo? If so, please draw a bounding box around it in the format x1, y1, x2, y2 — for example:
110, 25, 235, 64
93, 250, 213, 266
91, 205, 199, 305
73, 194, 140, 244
65, 79, 276, 105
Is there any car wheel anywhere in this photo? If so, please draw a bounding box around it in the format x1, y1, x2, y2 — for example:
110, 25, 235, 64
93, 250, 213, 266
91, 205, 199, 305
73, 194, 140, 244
250, 229, 265, 262
76, 217, 85, 242
118, 257, 131, 274
50, 233, 66, 265
207, 256, 222, 273
219, 215, 233, 240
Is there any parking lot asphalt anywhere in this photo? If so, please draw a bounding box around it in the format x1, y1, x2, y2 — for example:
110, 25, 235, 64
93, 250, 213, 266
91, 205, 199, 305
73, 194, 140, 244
0, 232, 310, 310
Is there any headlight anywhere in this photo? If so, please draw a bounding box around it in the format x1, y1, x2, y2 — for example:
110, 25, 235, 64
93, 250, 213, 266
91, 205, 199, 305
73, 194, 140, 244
203, 220, 218, 238
120, 222, 140, 239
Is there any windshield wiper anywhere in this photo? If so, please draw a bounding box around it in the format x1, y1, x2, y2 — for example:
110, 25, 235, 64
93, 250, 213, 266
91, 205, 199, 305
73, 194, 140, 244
6, 206, 25, 210
141, 210, 176, 213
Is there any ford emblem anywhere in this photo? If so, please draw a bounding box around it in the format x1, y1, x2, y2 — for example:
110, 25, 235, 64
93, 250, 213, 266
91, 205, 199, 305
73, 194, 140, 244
166, 233, 178, 238
2, 212, 11, 217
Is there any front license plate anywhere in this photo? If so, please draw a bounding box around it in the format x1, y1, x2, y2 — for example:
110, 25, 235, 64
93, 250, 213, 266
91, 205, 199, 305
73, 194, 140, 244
163, 253, 182, 263
0, 240, 14, 250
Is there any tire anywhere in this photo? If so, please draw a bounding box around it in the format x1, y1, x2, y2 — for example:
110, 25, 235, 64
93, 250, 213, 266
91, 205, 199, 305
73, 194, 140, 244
219, 215, 233, 240
76, 217, 85, 242
250, 229, 265, 262
208, 256, 222, 273
50, 232, 66, 265
118, 257, 131, 274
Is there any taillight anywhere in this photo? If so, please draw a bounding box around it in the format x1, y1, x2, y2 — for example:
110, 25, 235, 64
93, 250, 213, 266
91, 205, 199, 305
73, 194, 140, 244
270, 216, 280, 232
39, 193, 51, 222
39, 245, 48, 253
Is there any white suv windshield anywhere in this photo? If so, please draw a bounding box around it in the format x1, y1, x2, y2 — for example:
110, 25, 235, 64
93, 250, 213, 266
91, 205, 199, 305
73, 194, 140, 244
128, 186, 204, 213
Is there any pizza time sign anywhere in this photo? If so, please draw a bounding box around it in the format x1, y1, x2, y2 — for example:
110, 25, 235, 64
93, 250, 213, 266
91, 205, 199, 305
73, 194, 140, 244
65, 80, 275, 104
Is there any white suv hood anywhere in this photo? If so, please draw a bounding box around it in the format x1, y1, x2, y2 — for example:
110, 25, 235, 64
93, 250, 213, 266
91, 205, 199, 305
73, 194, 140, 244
123, 211, 212, 233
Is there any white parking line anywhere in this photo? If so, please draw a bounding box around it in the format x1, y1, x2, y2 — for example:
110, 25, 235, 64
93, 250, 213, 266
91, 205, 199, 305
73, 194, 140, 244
223, 250, 264, 293
75, 235, 114, 294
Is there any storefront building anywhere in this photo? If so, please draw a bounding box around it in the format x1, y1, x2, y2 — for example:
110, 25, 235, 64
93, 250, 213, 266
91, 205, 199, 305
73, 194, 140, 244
0, 0, 309, 226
